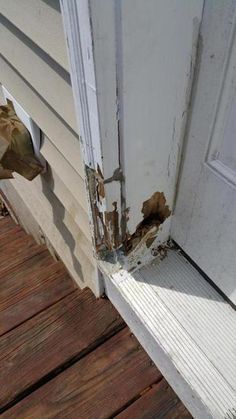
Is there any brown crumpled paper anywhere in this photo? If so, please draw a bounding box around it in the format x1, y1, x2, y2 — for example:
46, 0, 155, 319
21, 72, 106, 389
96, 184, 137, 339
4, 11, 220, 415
0, 100, 43, 180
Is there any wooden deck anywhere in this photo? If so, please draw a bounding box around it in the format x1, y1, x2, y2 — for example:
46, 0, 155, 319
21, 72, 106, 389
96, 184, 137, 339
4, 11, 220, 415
0, 214, 191, 418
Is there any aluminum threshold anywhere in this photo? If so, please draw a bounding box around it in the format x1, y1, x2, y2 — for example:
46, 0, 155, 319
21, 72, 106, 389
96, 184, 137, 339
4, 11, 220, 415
101, 249, 236, 419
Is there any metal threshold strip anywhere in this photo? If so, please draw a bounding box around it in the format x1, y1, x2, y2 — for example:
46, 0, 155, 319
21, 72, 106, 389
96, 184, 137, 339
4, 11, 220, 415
100, 249, 236, 419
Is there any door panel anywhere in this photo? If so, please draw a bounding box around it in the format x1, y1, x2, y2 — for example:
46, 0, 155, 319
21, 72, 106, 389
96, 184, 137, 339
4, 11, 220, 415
171, 0, 236, 304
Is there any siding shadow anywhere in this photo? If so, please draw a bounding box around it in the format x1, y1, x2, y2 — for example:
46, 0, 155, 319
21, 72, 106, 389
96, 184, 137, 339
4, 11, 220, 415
40, 166, 85, 283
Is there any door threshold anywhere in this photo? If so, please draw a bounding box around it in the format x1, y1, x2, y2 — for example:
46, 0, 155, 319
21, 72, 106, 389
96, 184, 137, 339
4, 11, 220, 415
100, 249, 236, 419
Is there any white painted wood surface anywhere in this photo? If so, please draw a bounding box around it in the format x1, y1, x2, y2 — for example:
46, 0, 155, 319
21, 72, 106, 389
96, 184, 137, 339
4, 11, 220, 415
114, 0, 204, 235
102, 250, 236, 419
60, 0, 102, 169
60, 0, 121, 257
89, 0, 122, 213
172, 0, 236, 304
61, 0, 204, 264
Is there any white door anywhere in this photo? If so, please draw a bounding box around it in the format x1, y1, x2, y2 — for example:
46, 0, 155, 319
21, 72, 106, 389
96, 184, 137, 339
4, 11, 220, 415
171, 1, 236, 305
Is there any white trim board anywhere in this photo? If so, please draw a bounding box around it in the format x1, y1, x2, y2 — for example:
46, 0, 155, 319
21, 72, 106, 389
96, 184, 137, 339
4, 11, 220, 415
60, 0, 122, 259
101, 250, 236, 419
60, 0, 101, 169
60, 0, 205, 265
60, 0, 105, 295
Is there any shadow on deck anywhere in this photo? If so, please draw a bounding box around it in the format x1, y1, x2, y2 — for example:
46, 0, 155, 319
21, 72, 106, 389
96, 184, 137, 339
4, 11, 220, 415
0, 215, 191, 418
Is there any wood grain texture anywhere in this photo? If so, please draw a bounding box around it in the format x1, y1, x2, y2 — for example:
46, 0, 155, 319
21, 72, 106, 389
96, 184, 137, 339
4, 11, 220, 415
0, 249, 77, 336
2, 328, 161, 418
0, 216, 21, 237
0, 233, 42, 274
116, 379, 192, 419
0, 216, 189, 418
0, 227, 29, 250
0, 288, 124, 410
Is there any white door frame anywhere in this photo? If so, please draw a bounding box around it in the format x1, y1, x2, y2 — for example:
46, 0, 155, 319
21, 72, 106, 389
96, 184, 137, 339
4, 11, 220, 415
60, 0, 123, 265
60, 0, 204, 281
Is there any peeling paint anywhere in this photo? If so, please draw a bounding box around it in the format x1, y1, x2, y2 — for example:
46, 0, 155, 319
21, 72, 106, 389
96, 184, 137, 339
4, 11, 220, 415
86, 162, 171, 258
125, 192, 171, 253
151, 243, 171, 260
85, 165, 122, 253
105, 202, 120, 248
104, 167, 124, 184
85, 165, 105, 249
96, 164, 105, 201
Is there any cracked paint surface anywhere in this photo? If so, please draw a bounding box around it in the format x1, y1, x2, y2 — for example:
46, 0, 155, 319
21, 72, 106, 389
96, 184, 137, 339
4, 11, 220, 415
86, 163, 171, 258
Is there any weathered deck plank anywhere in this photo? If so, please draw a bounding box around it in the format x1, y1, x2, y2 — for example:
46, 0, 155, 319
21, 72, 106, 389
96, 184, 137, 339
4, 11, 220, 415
0, 288, 124, 411
0, 233, 42, 276
0, 228, 30, 250
115, 378, 192, 419
0, 216, 21, 237
0, 215, 190, 418
2, 328, 162, 419
0, 250, 77, 336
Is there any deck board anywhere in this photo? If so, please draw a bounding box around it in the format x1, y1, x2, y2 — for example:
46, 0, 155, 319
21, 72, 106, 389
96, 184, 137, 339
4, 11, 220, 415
0, 288, 124, 411
115, 378, 192, 419
0, 215, 190, 418
0, 250, 77, 336
0, 228, 30, 250
2, 328, 162, 419
0, 235, 42, 276
0, 216, 21, 237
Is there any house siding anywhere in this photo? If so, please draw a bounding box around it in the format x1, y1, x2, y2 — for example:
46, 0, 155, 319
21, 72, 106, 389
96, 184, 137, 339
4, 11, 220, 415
0, 0, 97, 293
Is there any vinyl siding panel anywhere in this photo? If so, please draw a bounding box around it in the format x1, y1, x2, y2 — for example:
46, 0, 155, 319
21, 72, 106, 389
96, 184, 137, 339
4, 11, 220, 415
0, 56, 83, 177
40, 139, 88, 214
0, 14, 77, 132
0, 3, 96, 291
0, 0, 69, 71
1, 178, 96, 292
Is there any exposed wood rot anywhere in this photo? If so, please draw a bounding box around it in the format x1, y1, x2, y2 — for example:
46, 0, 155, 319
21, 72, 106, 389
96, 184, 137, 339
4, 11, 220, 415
86, 165, 170, 258
96, 164, 105, 202
105, 202, 120, 249
125, 192, 171, 253
85, 165, 122, 254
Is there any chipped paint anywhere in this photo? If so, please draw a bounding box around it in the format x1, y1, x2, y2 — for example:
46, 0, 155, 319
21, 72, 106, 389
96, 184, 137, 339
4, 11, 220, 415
151, 242, 173, 260
125, 192, 171, 253
104, 167, 124, 184
86, 163, 171, 258
85, 165, 122, 253
85, 165, 105, 250
96, 164, 105, 200
105, 202, 120, 248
